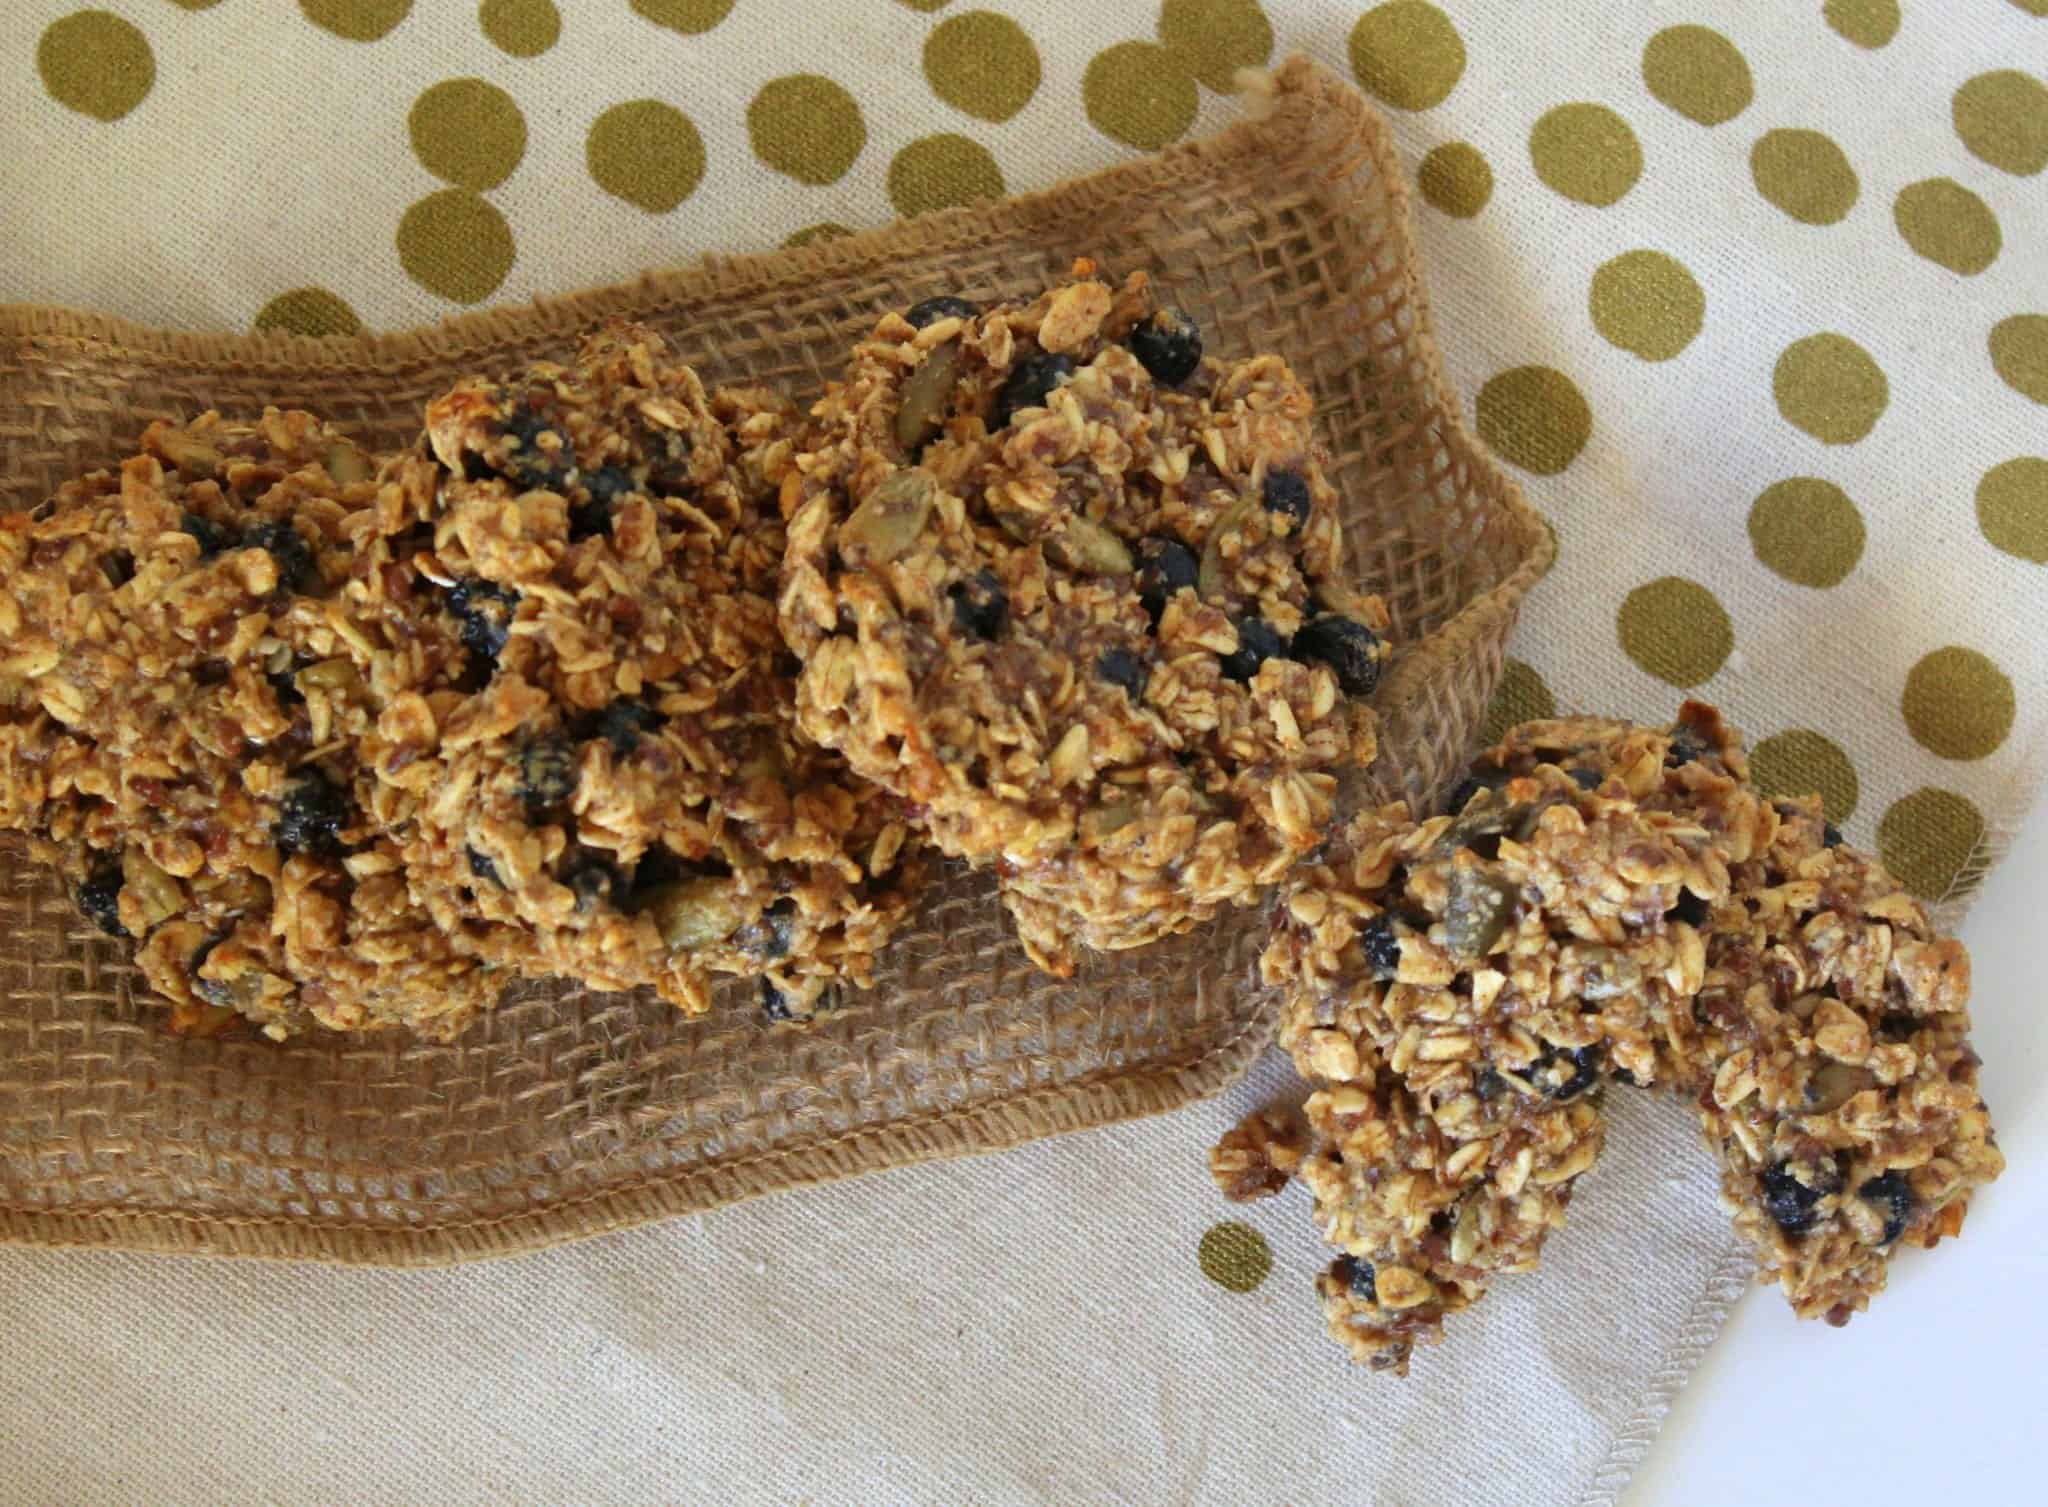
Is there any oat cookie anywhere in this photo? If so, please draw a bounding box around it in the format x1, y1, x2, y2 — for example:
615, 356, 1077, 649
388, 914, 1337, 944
1692, 789, 2003, 1324
780, 261, 1385, 973
378, 324, 925, 1018
0, 410, 498, 1039
1232, 703, 2001, 1370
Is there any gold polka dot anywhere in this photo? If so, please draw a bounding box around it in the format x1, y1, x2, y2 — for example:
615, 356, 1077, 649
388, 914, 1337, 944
1893, 179, 2002, 275
167, 1, 224, 8
1879, 789, 1987, 901
887, 134, 1005, 217
587, 100, 704, 213
1774, 334, 1888, 444
784, 222, 854, 249
1418, 141, 1492, 217
1480, 659, 1557, 747
301, 0, 411, 41
1748, 477, 1865, 587
1902, 647, 2015, 761
1953, 70, 2048, 176
1198, 1221, 1272, 1292
479, 0, 559, 57
1641, 25, 1753, 127
38, 12, 154, 122
1529, 104, 1643, 207
1824, 0, 1900, 47
2007, 0, 2048, 13
1750, 730, 1860, 822
1349, 2, 1465, 111
923, 10, 1041, 123
749, 76, 865, 186
1750, 129, 1858, 224
1990, 314, 2048, 403
396, 190, 514, 304
628, 0, 733, 33
1977, 457, 2048, 563
896, 0, 952, 9
253, 288, 363, 339
1617, 577, 1733, 688
1158, 0, 1273, 92
1083, 42, 1198, 150
1589, 250, 1704, 362
409, 79, 526, 191
1475, 366, 1592, 475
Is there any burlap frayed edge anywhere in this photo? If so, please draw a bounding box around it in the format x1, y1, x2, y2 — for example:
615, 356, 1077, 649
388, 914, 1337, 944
0, 57, 1553, 1265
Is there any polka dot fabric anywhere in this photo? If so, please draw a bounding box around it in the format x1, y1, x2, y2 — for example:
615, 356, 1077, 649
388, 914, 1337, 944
0, 4, 2037, 901
1, 3, 2044, 1495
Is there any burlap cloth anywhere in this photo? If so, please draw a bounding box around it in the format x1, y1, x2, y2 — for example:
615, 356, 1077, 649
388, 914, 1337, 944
2, 4, 2043, 1505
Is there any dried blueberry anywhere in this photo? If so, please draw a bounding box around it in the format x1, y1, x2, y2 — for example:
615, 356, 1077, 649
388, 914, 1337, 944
1823, 822, 1844, 849
949, 569, 1008, 639
1568, 766, 1602, 791
1474, 1068, 1505, 1102
1292, 616, 1383, 697
759, 977, 796, 1023
503, 404, 575, 488
569, 465, 635, 540
564, 855, 626, 914
517, 732, 578, 812
1358, 915, 1402, 978
1333, 1255, 1377, 1304
1666, 725, 1708, 767
1445, 772, 1502, 814
1878, 1011, 1920, 1040
1219, 617, 1285, 683
1667, 889, 1710, 927
1612, 1064, 1640, 1087
102, 549, 135, 588
181, 511, 229, 557
737, 898, 798, 962
1527, 1042, 1602, 1102
994, 352, 1075, 428
597, 701, 664, 756
630, 843, 685, 894
1857, 1171, 1914, 1245
905, 295, 980, 329
1261, 470, 1312, 529
1760, 1161, 1830, 1237
1096, 645, 1150, 701
244, 519, 315, 594
466, 846, 504, 887
267, 667, 305, 710
76, 863, 128, 938
447, 579, 520, 661
275, 770, 351, 859
1135, 536, 1199, 622
1128, 305, 1203, 386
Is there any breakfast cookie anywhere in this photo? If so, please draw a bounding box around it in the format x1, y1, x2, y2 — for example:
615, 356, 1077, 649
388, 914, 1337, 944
379, 323, 923, 1018
1228, 703, 2002, 1370
1691, 790, 2004, 1325
0, 409, 500, 1039
780, 261, 1386, 973
1253, 716, 1766, 1371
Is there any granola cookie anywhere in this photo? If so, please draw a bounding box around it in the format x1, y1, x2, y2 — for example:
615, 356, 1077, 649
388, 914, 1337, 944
1255, 718, 1763, 1371
1692, 789, 2003, 1325
1234, 703, 2001, 1370
0, 410, 499, 1039
372, 323, 925, 1017
779, 262, 1385, 973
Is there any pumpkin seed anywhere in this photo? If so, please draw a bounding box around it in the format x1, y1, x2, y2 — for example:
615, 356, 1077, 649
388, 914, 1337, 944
1046, 516, 1133, 577
1197, 499, 1258, 600
894, 341, 964, 453
1804, 1062, 1875, 1114
323, 441, 373, 485
838, 470, 935, 564
1442, 867, 1515, 960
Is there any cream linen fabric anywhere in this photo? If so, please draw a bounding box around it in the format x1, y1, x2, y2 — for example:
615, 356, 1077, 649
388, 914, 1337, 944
2, 1, 2043, 1504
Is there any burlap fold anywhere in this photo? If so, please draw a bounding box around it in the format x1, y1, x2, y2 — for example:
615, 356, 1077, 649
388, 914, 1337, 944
0, 59, 1550, 1265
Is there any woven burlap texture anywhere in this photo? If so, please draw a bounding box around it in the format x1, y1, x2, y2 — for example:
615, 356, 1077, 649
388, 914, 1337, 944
0, 59, 1550, 1265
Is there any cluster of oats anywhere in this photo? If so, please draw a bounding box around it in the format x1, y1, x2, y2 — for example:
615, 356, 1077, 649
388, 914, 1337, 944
0, 325, 923, 1039
779, 261, 1386, 974
1222, 703, 2003, 1373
